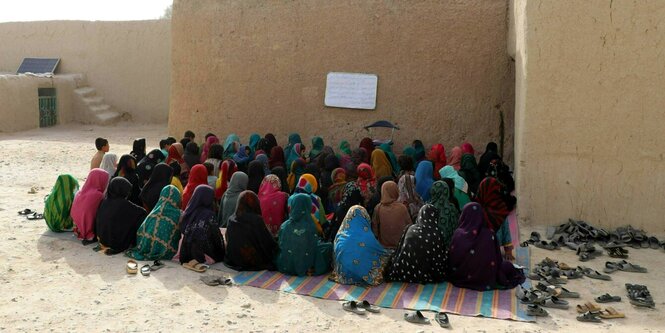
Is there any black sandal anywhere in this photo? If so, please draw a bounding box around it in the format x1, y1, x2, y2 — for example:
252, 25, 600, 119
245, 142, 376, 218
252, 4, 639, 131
17, 209, 34, 215
26, 213, 44, 220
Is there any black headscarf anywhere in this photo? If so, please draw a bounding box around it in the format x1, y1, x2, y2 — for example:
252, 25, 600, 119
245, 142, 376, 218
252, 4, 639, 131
95, 177, 147, 253
325, 182, 364, 242
112, 154, 142, 206
264, 133, 278, 154
131, 138, 146, 162
271, 166, 289, 193
183, 142, 201, 170
139, 163, 173, 211
224, 190, 278, 271
478, 142, 500, 176
179, 185, 225, 264
246, 160, 266, 194
136, 149, 165, 184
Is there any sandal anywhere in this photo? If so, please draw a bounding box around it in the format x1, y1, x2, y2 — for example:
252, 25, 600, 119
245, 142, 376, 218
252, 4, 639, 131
582, 268, 612, 281
527, 304, 548, 317
539, 296, 569, 309
182, 259, 208, 273
26, 213, 44, 220
576, 302, 601, 313
435, 312, 450, 328
577, 311, 602, 323
556, 287, 580, 298
357, 300, 380, 313
150, 260, 165, 271
17, 209, 34, 215
595, 293, 621, 303
563, 269, 583, 279
140, 265, 151, 276
343, 301, 367, 315
599, 307, 625, 319
404, 310, 430, 324
126, 260, 138, 275
617, 260, 647, 273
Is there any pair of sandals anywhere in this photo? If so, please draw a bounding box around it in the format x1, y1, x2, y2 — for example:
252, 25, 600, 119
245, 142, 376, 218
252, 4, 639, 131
535, 282, 580, 298
201, 275, 233, 286
18, 209, 44, 220
603, 260, 647, 274
577, 307, 625, 322
182, 259, 209, 273
127, 260, 164, 276
579, 267, 612, 280
342, 300, 380, 315
403, 310, 450, 328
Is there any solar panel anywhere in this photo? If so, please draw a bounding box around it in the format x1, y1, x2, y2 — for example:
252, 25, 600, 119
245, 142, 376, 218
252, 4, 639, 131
16, 58, 60, 74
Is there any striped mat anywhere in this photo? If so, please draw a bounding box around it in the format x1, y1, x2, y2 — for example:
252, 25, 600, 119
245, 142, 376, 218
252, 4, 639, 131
232, 210, 533, 321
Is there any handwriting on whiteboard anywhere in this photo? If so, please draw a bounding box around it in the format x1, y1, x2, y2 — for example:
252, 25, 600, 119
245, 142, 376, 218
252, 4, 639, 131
324, 72, 378, 110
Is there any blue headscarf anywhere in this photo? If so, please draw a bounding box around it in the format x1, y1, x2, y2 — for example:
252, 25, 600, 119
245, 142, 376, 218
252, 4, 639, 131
223, 134, 240, 159
415, 160, 434, 202
332, 205, 387, 286
283, 133, 302, 169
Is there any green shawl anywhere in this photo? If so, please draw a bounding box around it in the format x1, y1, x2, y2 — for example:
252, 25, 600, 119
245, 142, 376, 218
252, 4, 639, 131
44, 174, 79, 232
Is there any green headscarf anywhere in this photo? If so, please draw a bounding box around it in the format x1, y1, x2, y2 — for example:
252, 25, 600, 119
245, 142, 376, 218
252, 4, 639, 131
428, 181, 460, 247
309, 136, 324, 160
380, 143, 400, 174
338, 140, 352, 156
44, 174, 79, 232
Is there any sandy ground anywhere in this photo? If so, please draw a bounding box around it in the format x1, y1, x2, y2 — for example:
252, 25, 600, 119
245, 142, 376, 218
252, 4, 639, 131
1, 123, 665, 332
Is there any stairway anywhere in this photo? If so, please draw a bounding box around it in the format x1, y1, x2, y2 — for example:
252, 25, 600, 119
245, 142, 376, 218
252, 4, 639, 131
73, 85, 123, 125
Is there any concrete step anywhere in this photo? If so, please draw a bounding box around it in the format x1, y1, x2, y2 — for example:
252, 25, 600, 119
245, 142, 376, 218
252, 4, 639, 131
82, 96, 104, 106
74, 87, 96, 98
94, 110, 121, 125
89, 104, 111, 113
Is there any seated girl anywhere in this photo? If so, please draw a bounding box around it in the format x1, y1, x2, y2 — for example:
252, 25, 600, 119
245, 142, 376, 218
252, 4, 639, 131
96, 177, 147, 254
44, 174, 79, 232
71, 168, 109, 245
179, 185, 226, 267
258, 175, 289, 237
371, 181, 412, 249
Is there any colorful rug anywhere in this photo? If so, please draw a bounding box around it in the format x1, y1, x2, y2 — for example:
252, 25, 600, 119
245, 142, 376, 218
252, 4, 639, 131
233, 247, 531, 321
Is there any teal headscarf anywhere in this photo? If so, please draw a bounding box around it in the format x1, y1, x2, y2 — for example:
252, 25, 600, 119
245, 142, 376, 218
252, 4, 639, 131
248, 133, 261, 151
275, 193, 332, 276
309, 136, 324, 160
286, 143, 305, 174
283, 133, 302, 168
223, 134, 240, 159
380, 143, 400, 174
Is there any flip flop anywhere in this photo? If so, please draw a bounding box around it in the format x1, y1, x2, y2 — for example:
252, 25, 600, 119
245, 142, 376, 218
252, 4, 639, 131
140, 265, 151, 276
26, 213, 44, 220
17, 209, 34, 215
150, 260, 165, 271
126, 260, 138, 275
404, 310, 430, 324
527, 304, 548, 317
595, 294, 621, 303
435, 312, 450, 328
182, 259, 208, 273
617, 260, 647, 273
599, 307, 625, 319
577, 311, 602, 323
357, 300, 380, 313
342, 301, 367, 315
604, 261, 620, 274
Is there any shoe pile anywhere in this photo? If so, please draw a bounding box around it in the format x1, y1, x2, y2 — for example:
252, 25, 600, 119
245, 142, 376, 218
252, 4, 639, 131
626, 283, 655, 308
528, 258, 582, 283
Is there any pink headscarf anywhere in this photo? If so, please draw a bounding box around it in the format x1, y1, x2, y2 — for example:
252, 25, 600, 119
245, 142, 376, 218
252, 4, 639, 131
462, 142, 475, 155
447, 146, 463, 171
71, 168, 109, 241
200, 135, 220, 163
258, 174, 288, 237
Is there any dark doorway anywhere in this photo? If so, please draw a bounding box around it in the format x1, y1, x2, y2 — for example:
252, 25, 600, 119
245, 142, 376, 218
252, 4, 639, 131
38, 88, 57, 127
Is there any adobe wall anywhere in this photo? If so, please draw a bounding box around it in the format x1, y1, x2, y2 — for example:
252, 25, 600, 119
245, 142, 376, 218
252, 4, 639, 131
513, 0, 665, 233
169, 0, 515, 161
0, 20, 170, 124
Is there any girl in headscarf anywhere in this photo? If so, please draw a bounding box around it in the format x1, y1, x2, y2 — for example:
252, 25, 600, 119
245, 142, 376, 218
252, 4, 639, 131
475, 177, 515, 261
166, 142, 185, 165
337, 140, 353, 172
327, 167, 347, 211
44, 174, 79, 232
459, 153, 481, 195
384, 204, 448, 283
136, 149, 165, 185
428, 144, 447, 180
223, 134, 241, 159
258, 175, 289, 237
397, 172, 423, 221
347, 148, 366, 179
439, 165, 471, 210
287, 159, 306, 193
412, 140, 426, 163
204, 143, 224, 177
219, 171, 248, 227
415, 160, 435, 202
246, 160, 266, 194
139, 163, 173, 211
326, 182, 363, 242
283, 133, 302, 167
169, 162, 184, 193
179, 185, 225, 266
113, 154, 142, 206
183, 142, 201, 170
428, 181, 460, 247
309, 136, 324, 162
359, 137, 375, 157
100, 153, 118, 175
379, 143, 400, 174
447, 203, 524, 290
127, 185, 182, 261
264, 133, 278, 154
71, 168, 109, 244
354, 163, 376, 206
200, 135, 220, 163
370, 149, 393, 179
181, 164, 208, 209
271, 166, 290, 193
447, 146, 463, 171
401, 147, 417, 166
478, 142, 500, 175
269, 146, 286, 169
130, 138, 146, 162
248, 133, 261, 153
371, 181, 412, 249
286, 143, 306, 173
461, 142, 475, 155
365, 176, 393, 217
96, 177, 148, 254
319, 154, 338, 211
233, 144, 251, 171
225, 191, 278, 270
331, 205, 388, 286
275, 193, 332, 276
294, 173, 327, 235
215, 160, 237, 200
255, 154, 271, 176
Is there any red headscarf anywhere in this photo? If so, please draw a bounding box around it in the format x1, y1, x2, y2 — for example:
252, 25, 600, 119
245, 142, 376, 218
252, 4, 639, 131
166, 143, 184, 165
475, 177, 510, 231
447, 146, 462, 170
356, 163, 376, 203
215, 159, 237, 200
200, 135, 220, 163
269, 146, 286, 169
258, 174, 288, 236
462, 142, 475, 155
182, 164, 208, 209
359, 138, 375, 158
429, 144, 447, 180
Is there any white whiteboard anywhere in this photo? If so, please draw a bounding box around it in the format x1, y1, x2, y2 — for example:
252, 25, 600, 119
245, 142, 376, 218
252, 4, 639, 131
324, 72, 378, 110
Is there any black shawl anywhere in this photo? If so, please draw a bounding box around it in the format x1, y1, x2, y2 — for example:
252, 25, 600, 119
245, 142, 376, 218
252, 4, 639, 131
139, 163, 173, 211
95, 177, 147, 252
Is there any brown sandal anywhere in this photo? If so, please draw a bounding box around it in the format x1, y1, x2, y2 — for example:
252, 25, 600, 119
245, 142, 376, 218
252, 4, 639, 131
599, 307, 625, 319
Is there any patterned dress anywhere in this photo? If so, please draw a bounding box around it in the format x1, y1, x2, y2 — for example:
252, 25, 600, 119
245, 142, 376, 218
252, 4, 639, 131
428, 181, 460, 248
